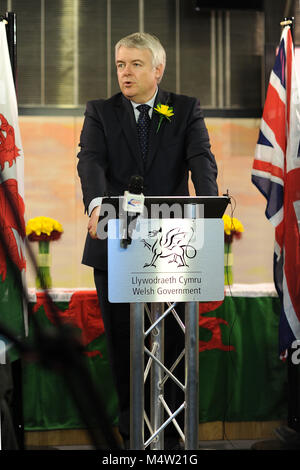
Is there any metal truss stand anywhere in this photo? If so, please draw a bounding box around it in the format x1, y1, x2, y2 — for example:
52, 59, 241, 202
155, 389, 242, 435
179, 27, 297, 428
130, 204, 200, 451
130, 300, 199, 450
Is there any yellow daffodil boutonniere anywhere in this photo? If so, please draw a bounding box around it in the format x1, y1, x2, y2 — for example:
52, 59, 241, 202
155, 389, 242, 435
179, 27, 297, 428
154, 103, 174, 133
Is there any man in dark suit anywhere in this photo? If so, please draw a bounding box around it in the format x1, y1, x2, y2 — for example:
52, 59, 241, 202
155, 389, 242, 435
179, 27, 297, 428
77, 32, 218, 448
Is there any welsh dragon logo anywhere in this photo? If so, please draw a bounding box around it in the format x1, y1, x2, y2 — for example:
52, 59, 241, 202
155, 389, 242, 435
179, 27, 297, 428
141, 226, 196, 268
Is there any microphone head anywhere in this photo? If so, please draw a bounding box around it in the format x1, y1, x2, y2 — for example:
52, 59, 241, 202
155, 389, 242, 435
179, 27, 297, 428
128, 175, 144, 194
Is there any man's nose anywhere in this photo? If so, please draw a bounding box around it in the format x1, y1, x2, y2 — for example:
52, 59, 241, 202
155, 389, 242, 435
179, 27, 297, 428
122, 64, 132, 75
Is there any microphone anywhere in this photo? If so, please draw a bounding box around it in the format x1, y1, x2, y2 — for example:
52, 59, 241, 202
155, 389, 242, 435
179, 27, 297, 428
120, 175, 144, 249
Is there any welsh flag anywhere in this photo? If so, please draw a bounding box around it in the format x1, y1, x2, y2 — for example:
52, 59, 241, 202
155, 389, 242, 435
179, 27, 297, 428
0, 20, 27, 361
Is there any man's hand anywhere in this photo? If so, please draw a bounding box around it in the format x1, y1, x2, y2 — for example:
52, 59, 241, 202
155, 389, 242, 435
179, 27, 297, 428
87, 206, 100, 239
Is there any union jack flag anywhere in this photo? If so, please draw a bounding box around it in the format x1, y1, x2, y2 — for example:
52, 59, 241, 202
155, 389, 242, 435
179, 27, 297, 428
252, 25, 300, 354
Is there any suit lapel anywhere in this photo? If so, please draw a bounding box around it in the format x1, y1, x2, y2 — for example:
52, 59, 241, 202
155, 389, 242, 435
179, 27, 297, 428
114, 94, 144, 173
146, 89, 171, 171
114, 90, 172, 173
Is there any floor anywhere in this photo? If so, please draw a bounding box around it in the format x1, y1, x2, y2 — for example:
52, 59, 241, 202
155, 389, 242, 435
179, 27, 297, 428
26, 438, 298, 451
22, 425, 300, 451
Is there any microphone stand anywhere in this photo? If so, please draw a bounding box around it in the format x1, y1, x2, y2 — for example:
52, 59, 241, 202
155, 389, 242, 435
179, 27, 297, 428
120, 175, 144, 249
120, 212, 139, 249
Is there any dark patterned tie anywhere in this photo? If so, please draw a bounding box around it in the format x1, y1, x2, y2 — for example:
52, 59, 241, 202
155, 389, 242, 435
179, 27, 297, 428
137, 104, 151, 161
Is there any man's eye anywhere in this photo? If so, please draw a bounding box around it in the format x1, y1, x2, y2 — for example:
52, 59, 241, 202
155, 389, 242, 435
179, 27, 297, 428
117, 63, 124, 69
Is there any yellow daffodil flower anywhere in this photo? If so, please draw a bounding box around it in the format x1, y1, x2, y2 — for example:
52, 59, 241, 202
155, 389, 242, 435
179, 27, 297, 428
154, 103, 174, 118
154, 103, 174, 132
26, 216, 63, 237
222, 214, 244, 236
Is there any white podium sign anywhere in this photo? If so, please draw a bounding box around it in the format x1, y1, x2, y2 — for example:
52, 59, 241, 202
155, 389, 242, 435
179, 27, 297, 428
108, 218, 224, 303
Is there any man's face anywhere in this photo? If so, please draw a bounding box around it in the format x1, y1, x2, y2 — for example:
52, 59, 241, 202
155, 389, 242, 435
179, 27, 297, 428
116, 46, 163, 103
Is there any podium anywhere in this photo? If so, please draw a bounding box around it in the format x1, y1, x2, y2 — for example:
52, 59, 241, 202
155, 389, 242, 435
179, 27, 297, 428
104, 196, 229, 450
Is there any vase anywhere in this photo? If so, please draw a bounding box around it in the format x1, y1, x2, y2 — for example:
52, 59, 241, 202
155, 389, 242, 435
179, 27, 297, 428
36, 240, 52, 289
224, 242, 233, 286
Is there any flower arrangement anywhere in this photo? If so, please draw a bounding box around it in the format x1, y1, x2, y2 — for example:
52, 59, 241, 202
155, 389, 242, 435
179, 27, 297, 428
26, 217, 63, 289
153, 103, 174, 133
26, 216, 63, 241
222, 214, 244, 244
222, 214, 244, 286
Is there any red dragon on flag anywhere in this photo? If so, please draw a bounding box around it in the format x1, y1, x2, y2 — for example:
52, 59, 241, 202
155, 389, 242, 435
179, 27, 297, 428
0, 114, 26, 280
0, 113, 20, 169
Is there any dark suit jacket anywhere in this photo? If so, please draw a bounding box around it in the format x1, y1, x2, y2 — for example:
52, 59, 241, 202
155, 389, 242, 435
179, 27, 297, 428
77, 88, 218, 270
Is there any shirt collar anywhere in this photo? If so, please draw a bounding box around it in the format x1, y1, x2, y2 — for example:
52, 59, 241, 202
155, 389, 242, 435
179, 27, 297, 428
131, 88, 158, 111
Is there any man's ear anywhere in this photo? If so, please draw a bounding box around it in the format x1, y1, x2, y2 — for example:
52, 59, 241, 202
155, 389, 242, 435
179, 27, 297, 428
155, 63, 164, 83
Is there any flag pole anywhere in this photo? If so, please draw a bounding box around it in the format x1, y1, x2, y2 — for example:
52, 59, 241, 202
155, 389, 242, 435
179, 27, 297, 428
280, 17, 294, 26
280, 16, 294, 42
282, 13, 300, 441
276, 15, 300, 447
283, 14, 300, 438
1, 11, 24, 451
4, 12, 17, 89
252, 14, 300, 449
